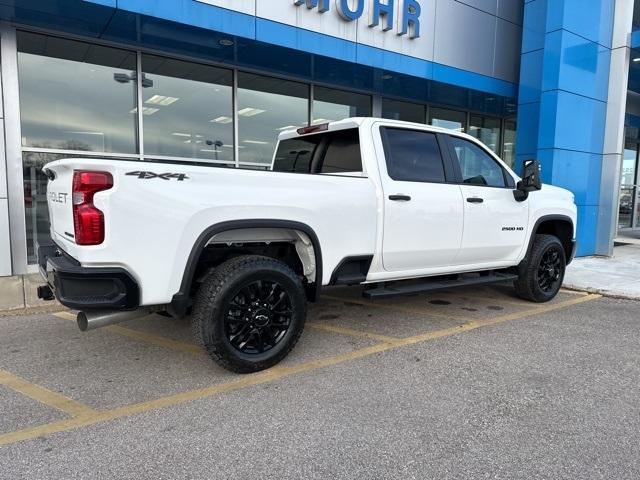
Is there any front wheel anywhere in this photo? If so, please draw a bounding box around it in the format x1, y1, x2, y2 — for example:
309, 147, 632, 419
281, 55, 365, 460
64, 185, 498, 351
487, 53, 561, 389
191, 255, 307, 373
514, 234, 566, 303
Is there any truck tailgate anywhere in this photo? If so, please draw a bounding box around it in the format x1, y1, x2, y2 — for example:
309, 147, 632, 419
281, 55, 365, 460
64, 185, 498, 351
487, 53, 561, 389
45, 162, 76, 244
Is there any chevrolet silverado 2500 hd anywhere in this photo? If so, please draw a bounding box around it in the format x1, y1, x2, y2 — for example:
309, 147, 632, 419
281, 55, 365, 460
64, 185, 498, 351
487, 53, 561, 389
37, 118, 577, 373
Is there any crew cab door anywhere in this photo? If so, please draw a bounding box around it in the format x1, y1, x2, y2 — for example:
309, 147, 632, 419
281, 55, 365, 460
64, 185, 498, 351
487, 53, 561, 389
376, 126, 464, 272
444, 134, 528, 264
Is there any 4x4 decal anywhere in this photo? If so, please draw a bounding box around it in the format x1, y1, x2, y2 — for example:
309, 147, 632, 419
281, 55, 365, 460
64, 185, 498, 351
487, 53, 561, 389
126, 171, 189, 181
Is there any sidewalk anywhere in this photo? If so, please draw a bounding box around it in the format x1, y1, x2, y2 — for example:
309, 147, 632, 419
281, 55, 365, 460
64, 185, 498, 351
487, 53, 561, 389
564, 243, 640, 300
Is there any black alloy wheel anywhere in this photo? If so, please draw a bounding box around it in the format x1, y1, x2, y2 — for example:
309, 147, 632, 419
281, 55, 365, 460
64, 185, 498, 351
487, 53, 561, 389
537, 247, 563, 293
191, 255, 307, 373
514, 234, 566, 303
224, 280, 293, 355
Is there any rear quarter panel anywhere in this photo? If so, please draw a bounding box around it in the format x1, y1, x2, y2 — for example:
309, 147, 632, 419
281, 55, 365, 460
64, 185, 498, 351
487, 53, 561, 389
47, 159, 378, 306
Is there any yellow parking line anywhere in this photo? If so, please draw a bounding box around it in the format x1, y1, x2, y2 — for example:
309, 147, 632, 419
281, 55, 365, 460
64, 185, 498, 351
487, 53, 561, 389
53, 312, 203, 356
0, 293, 601, 447
307, 322, 402, 344
0, 370, 96, 418
323, 295, 470, 321
560, 288, 590, 296
398, 293, 602, 347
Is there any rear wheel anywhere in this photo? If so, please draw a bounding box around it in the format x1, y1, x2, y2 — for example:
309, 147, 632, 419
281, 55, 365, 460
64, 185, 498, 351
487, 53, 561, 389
191, 255, 307, 373
514, 234, 566, 303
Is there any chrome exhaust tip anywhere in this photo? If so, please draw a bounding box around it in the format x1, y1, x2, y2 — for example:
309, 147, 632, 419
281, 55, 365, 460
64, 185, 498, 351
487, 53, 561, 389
77, 309, 152, 332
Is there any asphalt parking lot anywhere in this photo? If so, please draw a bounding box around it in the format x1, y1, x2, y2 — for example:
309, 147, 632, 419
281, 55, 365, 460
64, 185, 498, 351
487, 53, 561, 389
1, 285, 640, 479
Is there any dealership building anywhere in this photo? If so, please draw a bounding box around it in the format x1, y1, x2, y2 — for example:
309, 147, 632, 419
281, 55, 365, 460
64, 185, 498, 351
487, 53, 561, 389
0, 0, 638, 299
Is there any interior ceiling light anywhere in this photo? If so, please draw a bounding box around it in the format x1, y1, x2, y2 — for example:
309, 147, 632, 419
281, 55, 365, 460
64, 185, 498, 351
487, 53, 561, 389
219, 38, 235, 47
243, 140, 269, 145
277, 125, 299, 131
238, 107, 266, 117
634, 57, 640, 62
146, 95, 179, 106
130, 107, 159, 116
171, 132, 191, 137
211, 116, 233, 124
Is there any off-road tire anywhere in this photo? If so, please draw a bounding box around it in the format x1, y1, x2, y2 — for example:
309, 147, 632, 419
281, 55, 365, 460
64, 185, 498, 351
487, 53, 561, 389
514, 234, 566, 303
191, 255, 307, 373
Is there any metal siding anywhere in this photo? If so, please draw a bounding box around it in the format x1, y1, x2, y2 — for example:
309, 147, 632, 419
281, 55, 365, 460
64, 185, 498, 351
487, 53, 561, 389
433, 0, 497, 78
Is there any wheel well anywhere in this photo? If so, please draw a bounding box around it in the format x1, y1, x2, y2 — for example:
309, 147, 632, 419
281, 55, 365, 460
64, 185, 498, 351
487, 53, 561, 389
179, 227, 319, 314
534, 219, 574, 261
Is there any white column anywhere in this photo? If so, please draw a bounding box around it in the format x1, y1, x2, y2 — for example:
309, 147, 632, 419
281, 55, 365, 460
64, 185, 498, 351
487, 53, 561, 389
0, 25, 11, 276
0, 23, 27, 274
596, 0, 634, 255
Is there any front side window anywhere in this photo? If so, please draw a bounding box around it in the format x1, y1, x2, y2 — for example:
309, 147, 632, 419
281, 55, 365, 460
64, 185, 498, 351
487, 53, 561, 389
17, 32, 138, 153
449, 136, 506, 188
382, 128, 446, 183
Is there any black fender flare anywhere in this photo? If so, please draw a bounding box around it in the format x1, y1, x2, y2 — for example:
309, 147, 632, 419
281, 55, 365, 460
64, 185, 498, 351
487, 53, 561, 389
519, 214, 576, 272
169, 220, 323, 318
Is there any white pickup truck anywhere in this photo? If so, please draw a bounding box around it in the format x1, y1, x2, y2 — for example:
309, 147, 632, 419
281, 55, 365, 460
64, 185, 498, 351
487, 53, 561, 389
38, 118, 577, 373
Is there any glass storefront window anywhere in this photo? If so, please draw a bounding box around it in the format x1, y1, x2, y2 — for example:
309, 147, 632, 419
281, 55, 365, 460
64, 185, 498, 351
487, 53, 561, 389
381, 98, 425, 123
313, 86, 371, 124
141, 55, 233, 162
22, 152, 82, 263
428, 107, 467, 132
237, 72, 309, 165
469, 115, 501, 153
17, 32, 138, 153
619, 145, 639, 229
502, 120, 516, 167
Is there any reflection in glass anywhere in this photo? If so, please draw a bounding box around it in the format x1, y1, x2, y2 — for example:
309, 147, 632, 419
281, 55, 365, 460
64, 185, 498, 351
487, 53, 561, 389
142, 55, 233, 162
238, 72, 309, 164
429, 107, 466, 132
619, 146, 638, 229
381, 98, 425, 123
450, 136, 505, 188
23, 152, 81, 263
469, 115, 501, 153
313, 86, 371, 124
502, 120, 516, 167
17, 32, 138, 153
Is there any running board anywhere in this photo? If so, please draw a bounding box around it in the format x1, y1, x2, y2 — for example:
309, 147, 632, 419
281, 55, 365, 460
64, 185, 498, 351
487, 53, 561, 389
363, 273, 518, 299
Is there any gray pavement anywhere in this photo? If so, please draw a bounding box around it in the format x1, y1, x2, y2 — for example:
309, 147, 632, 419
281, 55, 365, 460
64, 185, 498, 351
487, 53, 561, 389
564, 243, 640, 299
1, 287, 639, 479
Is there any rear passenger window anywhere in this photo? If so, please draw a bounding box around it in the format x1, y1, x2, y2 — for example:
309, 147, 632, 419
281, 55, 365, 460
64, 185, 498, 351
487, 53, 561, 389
382, 128, 446, 183
272, 128, 362, 174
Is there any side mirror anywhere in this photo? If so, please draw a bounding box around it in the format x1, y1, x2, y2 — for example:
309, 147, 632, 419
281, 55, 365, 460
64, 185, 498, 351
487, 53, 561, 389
513, 159, 542, 202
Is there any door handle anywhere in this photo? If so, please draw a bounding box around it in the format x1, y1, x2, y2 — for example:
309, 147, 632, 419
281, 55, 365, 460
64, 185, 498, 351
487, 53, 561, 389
466, 197, 484, 203
389, 194, 411, 201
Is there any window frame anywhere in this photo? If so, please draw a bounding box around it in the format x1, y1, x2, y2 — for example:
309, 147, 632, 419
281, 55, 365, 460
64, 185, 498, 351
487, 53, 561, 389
379, 126, 457, 185
442, 134, 516, 189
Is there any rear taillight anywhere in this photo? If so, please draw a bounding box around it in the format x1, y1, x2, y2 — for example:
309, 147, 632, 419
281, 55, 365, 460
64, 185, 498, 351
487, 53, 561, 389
72, 171, 113, 245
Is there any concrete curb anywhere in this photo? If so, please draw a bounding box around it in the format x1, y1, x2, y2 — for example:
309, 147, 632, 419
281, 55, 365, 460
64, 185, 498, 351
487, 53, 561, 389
0, 304, 65, 318
562, 284, 640, 301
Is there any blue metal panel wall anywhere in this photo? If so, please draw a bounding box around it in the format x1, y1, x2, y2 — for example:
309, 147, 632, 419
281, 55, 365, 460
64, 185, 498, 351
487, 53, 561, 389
0, 0, 518, 98
516, 0, 615, 256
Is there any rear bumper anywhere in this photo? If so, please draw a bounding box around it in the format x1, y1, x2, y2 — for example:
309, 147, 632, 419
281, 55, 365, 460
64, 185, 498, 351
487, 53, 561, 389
37, 242, 140, 311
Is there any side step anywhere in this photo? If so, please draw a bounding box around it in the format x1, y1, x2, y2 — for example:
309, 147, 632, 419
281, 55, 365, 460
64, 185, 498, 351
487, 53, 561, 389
363, 272, 518, 299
